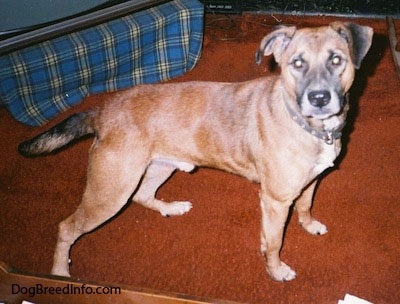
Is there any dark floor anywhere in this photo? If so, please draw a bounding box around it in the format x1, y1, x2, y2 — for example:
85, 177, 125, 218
201, 0, 400, 17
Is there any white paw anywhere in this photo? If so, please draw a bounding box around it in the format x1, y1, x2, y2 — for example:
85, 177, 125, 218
51, 267, 71, 277
301, 219, 328, 235
160, 201, 193, 217
267, 262, 297, 281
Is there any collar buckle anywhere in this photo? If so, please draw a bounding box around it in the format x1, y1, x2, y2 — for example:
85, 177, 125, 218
324, 132, 334, 145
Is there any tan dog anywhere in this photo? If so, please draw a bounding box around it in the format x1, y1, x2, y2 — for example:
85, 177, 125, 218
19, 22, 373, 281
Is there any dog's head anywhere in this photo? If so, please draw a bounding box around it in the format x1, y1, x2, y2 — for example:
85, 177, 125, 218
256, 22, 373, 120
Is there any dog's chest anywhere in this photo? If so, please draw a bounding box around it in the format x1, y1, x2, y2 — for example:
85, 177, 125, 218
313, 141, 340, 175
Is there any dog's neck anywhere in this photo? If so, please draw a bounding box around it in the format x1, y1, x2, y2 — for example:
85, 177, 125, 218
283, 99, 346, 145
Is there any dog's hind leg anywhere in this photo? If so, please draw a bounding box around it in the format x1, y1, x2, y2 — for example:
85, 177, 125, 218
295, 180, 328, 235
51, 145, 149, 277
133, 159, 194, 217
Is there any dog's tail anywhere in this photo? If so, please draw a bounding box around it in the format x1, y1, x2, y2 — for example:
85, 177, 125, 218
18, 110, 97, 157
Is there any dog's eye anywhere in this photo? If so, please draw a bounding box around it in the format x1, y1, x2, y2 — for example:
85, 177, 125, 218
331, 55, 342, 66
292, 58, 304, 69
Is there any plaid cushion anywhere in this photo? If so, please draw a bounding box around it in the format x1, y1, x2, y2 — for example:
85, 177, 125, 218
0, 0, 204, 126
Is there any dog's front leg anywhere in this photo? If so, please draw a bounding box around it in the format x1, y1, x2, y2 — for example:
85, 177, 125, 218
295, 180, 328, 235
259, 189, 296, 281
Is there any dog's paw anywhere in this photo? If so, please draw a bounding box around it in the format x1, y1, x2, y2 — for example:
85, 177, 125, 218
267, 262, 297, 281
301, 219, 328, 235
51, 267, 71, 277
160, 201, 193, 217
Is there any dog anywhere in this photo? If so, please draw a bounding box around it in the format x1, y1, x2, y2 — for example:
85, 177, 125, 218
19, 22, 373, 281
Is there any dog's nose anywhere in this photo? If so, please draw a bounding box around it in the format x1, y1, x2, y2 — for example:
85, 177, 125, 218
308, 90, 331, 107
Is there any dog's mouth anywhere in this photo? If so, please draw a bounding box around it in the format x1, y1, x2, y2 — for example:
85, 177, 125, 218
305, 108, 339, 120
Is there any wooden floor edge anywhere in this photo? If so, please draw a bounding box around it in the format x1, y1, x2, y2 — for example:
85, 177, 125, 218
387, 16, 400, 79
0, 261, 239, 304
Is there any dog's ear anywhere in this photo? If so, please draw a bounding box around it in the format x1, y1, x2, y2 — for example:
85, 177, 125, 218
256, 26, 297, 65
330, 22, 373, 69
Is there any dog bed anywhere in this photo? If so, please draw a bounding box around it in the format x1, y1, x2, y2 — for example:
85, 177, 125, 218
0, 0, 204, 126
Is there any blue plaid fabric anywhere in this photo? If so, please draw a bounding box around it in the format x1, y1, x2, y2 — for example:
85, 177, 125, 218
0, 0, 204, 126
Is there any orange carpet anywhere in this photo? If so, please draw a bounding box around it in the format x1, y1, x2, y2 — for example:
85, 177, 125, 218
1, 14, 399, 303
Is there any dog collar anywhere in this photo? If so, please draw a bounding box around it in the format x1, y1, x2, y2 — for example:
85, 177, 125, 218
284, 101, 342, 145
